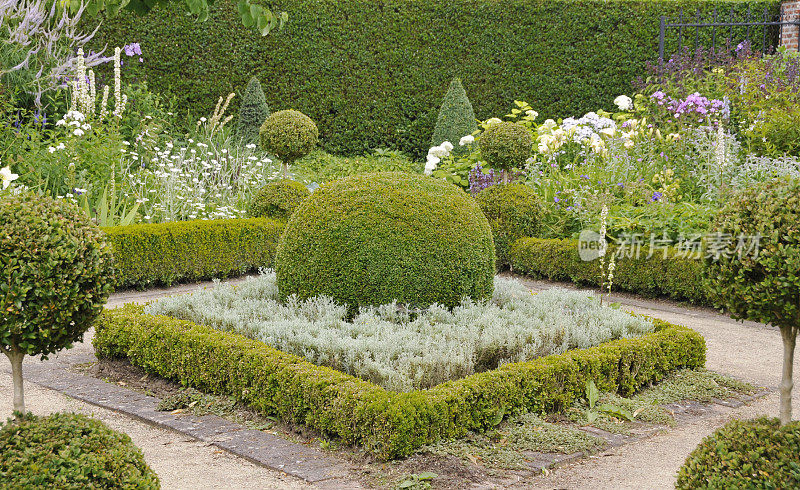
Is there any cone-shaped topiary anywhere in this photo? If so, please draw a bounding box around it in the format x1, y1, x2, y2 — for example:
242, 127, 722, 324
431, 77, 477, 155
0, 413, 160, 488
474, 183, 542, 269
259, 109, 318, 178
1, 193, 115, 415
237, 76, 271, 145
248, 179, 310, 220
276, 172, 495, 314
676, 417, 800, 489
480, 122, 533, 183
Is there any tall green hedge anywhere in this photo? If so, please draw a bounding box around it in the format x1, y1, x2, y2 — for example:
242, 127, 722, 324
89, 0, 779, 157
104, 218, 284, 289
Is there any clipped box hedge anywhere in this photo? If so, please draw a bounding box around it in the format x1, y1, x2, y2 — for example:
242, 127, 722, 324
89, 0, 779, 157
510, 237, 707, 304
95, 305, 705, 460
104, 218, 284, 289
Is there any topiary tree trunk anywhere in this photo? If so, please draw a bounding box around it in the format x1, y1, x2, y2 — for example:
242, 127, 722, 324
0, 346, 25, 414
780, 325, 798, 425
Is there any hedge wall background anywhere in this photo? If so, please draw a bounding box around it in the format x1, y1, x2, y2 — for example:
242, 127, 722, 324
90, 0, 780, 157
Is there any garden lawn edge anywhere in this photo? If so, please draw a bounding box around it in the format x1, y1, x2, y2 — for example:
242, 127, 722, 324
510, 237, 706, 304
95, 305, 705, 460
103, 218, 285, 289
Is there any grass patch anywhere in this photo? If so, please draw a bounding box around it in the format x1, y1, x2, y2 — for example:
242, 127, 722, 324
294, 150, 421, 185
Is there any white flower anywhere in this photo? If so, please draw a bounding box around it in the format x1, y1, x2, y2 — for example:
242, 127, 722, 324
526, 109, 539, 119
1, 166, 19, 189
427, 145, 450, 159
459, 135, 475, 146
48, 146, 56, 153
599, 127, 616, 137
614, 95, 633, 111
484, 117, 502, 126
245, 143, 257, 149
441, 141, 454, 152
424, 156, 440, 175
73, 128, 85, 137
624, 139, 635, 149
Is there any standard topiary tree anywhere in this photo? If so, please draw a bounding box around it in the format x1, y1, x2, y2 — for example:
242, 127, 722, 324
259, 109, 318, 179
276, 172, 495, 314
676, 417, 800, 488
237, 76, 271, 146
474, 183, 542, 269
480, 121, 533, 183
248, 179, 310, 220
705, 177, 800, 426
431, 77, 478, 156
0, 413, 160, 488
0, 193, 115, 415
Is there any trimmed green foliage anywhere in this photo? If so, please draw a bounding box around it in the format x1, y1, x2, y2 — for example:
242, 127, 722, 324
88, 0, 779, 157
259, 109, 318, 166
103, 218, 284, 289
295, 150, 421, 183
431, 77, 477, 155
479, 122, 532, 174
1, 193, 114, 358
474, 183, 542, 269
247, 179, 310, 220
0, 413, 159, 489
95, 304, 704, 459
510, 237, 705, 303
237, 76, 270, 145
676, 417, 800, 489
276, 172, 495, 312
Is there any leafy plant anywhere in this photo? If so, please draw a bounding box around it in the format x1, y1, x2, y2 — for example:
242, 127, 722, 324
431, 77, 477, 155
80, 185, 139, 227
259, 109, 318, 178
237, 76, 270, 146
584, 380, 635, 423
394, 472, 437, 490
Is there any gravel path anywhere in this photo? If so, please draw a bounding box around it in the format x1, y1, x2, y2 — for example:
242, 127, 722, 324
4, 277, 797, 489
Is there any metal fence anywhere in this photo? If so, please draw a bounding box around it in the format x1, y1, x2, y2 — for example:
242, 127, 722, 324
658, 6, 800, 61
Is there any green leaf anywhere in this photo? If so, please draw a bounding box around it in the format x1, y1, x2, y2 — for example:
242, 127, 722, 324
586, 380, 599, 409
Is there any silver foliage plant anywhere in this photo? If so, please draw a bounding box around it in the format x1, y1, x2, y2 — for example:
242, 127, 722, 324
0, 0, 108, 108
146, 273, 654, 392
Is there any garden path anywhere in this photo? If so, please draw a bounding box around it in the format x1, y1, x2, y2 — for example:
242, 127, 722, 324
3, 276, 798, 489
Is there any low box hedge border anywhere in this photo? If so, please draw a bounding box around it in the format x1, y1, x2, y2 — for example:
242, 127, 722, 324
510, 237, 707, 304
103, 218, 284, 289
95, 305, 705, 460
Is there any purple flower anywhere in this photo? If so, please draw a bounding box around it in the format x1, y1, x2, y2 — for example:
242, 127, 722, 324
617, 182, 624, 187
123, 42, 142, 57
650, 191, 663, 202
581, 174, 589, 180
554, 197, 560, 203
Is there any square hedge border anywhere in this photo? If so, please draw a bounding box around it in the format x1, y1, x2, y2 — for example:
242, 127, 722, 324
95, 305, 705, 460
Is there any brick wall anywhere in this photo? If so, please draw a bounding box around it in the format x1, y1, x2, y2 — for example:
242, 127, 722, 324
783, 0, 800, 50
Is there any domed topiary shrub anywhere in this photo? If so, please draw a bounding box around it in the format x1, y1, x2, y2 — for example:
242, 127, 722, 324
676, 417, 800, 489
237, 76, 271, 146
431, 77, 478, 156
474, 183, 542, 269
480, 122, 533, 183
259, 109, 318, 178
248, 179, 311, 220
1, 193, 115, 414
705, 177, 800, 426
0, 413, 160, 488
276, 172, 495, 313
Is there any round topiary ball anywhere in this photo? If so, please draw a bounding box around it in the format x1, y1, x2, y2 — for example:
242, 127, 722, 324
1, 192, 115, 359
474, 183, 542, 269
480, 121, 533, 174
259, 109, 318, 176
0, 413, 160, 488
248, 179, 311, 220
276, 172, 495, 313
676, 417, 800, 489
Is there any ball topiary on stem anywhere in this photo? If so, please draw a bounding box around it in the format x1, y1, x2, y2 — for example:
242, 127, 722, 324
237, 76, 271, 146
248, 179, 310, 220
705, 177, 800, 426
431, 77, 478, 156
259, 109, 318, 179
275, 172, 495, 314
0, 193, 115, 416
474, 183, 542, 269
479, 121, 533, 183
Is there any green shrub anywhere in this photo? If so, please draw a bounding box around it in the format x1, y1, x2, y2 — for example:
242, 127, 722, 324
510, 237, 706, 304
431, 77, 477, 155
275, 172, 495, 313
294, 150, 421, 183
259, 109, 318, 177
88, 0, 779, 157
95, 304, 705, 460
0, 413, 159, 489
676, 417, 800, 489
237, 76, 270, 145
705, 177, 800, 425
104, 218, 284, 289
474, 183, 542, 269
0, 193, 114, 413
247, 179, 310, 220
479, 122, 532, 179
